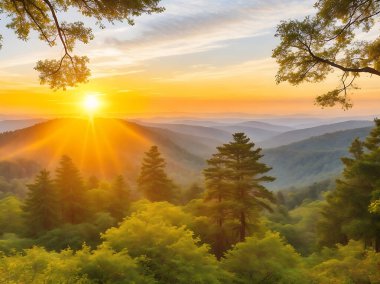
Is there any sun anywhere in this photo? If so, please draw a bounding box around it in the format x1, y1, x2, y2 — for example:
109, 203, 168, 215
83, 94, 101, 114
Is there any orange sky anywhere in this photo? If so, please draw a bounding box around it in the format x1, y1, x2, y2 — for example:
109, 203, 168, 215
0, 0, 379, 118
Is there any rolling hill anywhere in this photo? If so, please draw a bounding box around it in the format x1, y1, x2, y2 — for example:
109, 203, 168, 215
259, 120, 374, 148
0, 118, 374, 190
212, 125, 280, 142
135, 122, 231, 144
0, 119, 46, 133
0, 118, 212, 184
232, 121, 294, 132
262, 127, 372, 188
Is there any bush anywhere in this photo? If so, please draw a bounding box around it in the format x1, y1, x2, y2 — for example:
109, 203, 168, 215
221, 232, 307, 284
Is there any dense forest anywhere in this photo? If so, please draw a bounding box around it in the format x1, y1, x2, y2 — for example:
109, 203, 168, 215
0, 120, 379, 283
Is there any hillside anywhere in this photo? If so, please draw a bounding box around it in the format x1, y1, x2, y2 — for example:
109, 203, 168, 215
0, 119, 46, 133
262, 127, 372, 188
233, 121, 293, 132
135, 122, 231, 144
0, 119, 374, 189
213, 125, 280, 142
0, 118, 209, 184
259, 120, 373, 148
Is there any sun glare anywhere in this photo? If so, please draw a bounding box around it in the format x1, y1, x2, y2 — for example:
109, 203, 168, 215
83, 94, 101, 114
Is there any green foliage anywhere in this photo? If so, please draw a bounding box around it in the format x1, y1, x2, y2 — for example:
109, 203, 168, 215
0, 0, 164, 89
0, 245, 152, 283
35, 55, 91, 90
0, 196, 24, 235
273, 0, 380, 108
203, 133, 275, 257
221, 231, 307, 284
266, 201, 324, 255
279, 179, 334, 210
0, 246, 87, 283
23, 170, 59, 235
103, 202, 223, 283
0, 159, 40, 180
55, 155, 87, 224
129, 200, 193, 227
369, 199, 380, 214
76, 245, 154, 284
318, 119, 380, 251
0, 233, 34, 254
138, 146, 177, 203
36, 212, 115, 251
182, 183, 204, 204
108, 175, 131, 220
307, 240, 380, 283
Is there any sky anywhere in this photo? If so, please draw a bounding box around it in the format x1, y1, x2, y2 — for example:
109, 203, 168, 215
0, 0, 379, 118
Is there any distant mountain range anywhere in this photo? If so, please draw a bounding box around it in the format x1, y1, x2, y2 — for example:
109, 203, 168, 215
262, 127, 372, 188
0, 117, 375, 189
259, 120, 374, 148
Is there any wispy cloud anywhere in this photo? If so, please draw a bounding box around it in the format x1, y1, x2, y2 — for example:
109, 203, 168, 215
155, 58, 277, 82
88, 0, 314, 74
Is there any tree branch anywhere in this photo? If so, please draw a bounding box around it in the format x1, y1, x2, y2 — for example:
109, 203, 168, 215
305, 43, 380, 76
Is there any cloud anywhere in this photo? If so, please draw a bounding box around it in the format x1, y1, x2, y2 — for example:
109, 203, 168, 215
155, 58, 278, 82
88, 0, 314, 73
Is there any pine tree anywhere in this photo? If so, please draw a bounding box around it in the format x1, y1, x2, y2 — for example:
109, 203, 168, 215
183, 183, 204, 203
55, 155, 87, 224
204, 152, 233, 258
137, 146, 175, 202
318, 120, 380, 251
109, 175, 131, 220
204, 133, 275, 257
219, 133, 275, 242
23, 170, 59, 235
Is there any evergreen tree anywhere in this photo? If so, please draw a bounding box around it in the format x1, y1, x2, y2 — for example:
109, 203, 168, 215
204, 133, 275, 257
109, 175, 131, 220
137, 146, 175, 202
318, 120, 380, 251
23, 170, 59, 235
183, 183, 204, 204
218, 133, 275, 242
55, 156, 87, 224
204, 152, 233, 258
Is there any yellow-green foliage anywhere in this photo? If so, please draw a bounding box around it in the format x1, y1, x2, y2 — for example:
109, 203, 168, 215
0, 196, 24, 235
0, 247, 87, 283
0, 200, 379, 283
266, 201, 323, 255
103, 201, 223, 283
0, 234, 33, 254
0, 245, 153, 283
128, 200, 193, 227
221, 231, 308, 284
308, 240, 380, 283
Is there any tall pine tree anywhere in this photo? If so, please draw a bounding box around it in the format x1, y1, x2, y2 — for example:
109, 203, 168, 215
55, 155, 87, 224
204, 133, 275, 257
204, 152, 233, 258
319, 120, 380, 251
23, 170, 59, 235
137, 146, 175, 202
219, 133, 275, 242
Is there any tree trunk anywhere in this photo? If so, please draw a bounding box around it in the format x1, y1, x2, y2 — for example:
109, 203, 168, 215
240, 211, 246, 242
